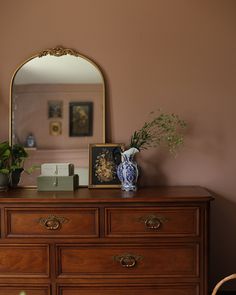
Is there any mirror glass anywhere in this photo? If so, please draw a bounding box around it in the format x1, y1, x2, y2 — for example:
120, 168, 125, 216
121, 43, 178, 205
10, 47, 105, 186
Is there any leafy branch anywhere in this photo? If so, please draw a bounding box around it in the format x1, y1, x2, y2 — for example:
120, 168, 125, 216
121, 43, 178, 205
130, 112, 187, 153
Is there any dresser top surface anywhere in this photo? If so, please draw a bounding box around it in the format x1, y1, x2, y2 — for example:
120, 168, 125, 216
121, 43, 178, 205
0, 186, 213, 203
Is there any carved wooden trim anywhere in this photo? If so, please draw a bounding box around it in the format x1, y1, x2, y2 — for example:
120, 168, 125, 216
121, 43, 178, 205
38, 46, 80, 57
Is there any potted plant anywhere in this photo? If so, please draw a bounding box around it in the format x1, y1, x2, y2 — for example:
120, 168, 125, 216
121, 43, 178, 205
117, 111, 187, 191
0, 141, 30, 190
0, 141, 12, 191
10, 143, 29, 187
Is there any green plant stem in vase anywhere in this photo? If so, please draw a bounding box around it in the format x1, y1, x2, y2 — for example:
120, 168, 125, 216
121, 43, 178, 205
130, 112, 186, 153
117, 111, 187, 191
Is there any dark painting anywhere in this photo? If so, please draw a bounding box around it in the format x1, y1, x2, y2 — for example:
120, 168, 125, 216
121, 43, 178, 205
69, 102, 93, 136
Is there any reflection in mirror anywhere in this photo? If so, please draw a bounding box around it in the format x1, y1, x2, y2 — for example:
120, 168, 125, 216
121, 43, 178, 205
10, 47, 105, 187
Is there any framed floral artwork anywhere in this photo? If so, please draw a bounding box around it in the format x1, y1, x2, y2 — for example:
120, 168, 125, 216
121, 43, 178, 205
89, 143, 124, 188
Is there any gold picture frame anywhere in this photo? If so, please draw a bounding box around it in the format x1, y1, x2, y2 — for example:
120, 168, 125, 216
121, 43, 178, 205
50, 121, 62, 136
69, 102, 93, 137
48, 100, 63, 118
89, 143, 124, 188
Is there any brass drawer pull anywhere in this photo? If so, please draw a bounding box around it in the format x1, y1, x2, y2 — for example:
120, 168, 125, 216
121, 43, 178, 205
39, 215, 69, 230
139, 214, 168, 230
120, 255, 136, 268
113, 253, 143, 268
145, 216, 161, 229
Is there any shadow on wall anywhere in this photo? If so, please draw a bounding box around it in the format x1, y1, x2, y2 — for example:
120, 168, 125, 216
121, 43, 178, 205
136, 149, 169, 186
209, 191, 236, 292
133, 117, 191, 187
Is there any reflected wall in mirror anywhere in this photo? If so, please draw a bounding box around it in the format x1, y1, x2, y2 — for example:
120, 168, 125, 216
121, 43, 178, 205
10, 46, 105, 187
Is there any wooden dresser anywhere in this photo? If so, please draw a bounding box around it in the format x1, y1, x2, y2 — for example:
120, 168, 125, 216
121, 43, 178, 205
0, 186, 213, 295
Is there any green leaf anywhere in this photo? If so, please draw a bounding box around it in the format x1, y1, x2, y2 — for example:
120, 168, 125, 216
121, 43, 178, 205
24, 165, 40, 175
0, 168, 10, 174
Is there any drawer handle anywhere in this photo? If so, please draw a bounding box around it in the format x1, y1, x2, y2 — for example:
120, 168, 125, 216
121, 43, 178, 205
139, 214, 168, 230
145, 216, 161, 230
113, 253, 143, 268
39, 215, 69, 230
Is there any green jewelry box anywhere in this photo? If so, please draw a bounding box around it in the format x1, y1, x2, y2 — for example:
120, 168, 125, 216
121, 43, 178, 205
37, 175, 79, 191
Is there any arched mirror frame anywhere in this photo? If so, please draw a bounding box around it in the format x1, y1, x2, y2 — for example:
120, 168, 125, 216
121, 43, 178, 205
9, 46, 106, 187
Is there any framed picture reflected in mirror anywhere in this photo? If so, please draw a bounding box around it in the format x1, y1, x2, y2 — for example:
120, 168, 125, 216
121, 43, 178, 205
69, 102, 93, 137
49, 121, 62, 136
48, 100, 63, 118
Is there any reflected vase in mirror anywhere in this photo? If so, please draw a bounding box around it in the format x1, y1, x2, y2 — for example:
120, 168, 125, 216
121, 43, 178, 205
117, 148, 139, 191
25, 133, 36, 148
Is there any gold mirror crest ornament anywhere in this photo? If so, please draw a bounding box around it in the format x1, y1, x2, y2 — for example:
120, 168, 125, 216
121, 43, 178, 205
10, 46, 106, 187
38, 46, 81, 57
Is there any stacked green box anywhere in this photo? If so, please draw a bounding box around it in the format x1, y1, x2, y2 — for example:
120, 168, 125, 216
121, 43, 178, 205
37, 175, 79, 191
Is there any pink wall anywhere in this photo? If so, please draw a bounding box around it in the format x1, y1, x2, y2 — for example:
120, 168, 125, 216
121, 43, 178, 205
1, 0, 236, 290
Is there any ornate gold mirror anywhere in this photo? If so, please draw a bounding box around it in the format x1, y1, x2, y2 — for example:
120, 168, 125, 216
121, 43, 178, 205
10, 46, 105, 186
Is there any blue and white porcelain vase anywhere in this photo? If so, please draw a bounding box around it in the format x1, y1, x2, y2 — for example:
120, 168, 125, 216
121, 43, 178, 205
117, 147, 139, 191
25, 133, 36, 148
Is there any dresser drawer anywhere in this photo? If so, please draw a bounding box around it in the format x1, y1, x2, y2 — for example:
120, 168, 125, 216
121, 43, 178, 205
105, 207, 199, 237
0, 244, 49, 277
58, 284, 199, 295
57, 244, 199, 278
0, 285, 49, 295
5, 208, 99, 238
